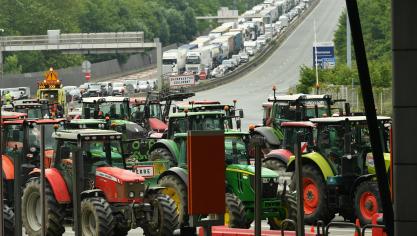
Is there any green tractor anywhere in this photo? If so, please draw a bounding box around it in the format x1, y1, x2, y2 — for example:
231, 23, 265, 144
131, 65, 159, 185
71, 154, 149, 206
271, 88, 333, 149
286, 116, 391, 225
135, 111, 296, 229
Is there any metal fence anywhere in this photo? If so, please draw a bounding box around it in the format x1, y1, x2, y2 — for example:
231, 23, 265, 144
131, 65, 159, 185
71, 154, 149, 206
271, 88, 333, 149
312, 85, 392, 116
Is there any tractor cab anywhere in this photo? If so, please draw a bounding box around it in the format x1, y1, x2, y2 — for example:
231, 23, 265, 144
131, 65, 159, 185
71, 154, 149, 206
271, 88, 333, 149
13, 99, 50, 119
81, 96, 130, 120
130, 96, 166, 133
174, 100, 244, 130
280, 121, 316, 153
167, 111, 225, 139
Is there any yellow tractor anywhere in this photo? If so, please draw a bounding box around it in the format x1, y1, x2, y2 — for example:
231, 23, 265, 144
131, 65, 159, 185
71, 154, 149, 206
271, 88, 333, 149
36, 68, 66, 117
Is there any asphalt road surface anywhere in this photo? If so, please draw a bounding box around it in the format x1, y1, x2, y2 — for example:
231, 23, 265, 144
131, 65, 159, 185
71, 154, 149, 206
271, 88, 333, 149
194, 0, 346, 129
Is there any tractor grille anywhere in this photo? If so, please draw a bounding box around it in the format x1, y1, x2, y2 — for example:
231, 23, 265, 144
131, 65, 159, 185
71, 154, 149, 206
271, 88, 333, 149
263, 181, 278, 198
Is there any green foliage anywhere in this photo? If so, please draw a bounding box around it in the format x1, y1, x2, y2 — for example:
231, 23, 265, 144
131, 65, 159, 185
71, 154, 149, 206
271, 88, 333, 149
0, 0, 262, 74
3, 55, 22, 74
298, 0, 391, 92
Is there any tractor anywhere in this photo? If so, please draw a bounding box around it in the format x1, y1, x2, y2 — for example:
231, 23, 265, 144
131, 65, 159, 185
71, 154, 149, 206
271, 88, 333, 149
286, 116, 391, 225
36, 68, 66, 117
22, 129, 178, 236
2, 118, 66, 206
133, 110, 297, 229
12, 99, 50, 119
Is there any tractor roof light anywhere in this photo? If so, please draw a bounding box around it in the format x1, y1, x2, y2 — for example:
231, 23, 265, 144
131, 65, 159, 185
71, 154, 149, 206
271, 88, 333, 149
53, 124, 59, 131
248, 124, 255, 132
224, 106, 229, 111
105, 116, 110, 121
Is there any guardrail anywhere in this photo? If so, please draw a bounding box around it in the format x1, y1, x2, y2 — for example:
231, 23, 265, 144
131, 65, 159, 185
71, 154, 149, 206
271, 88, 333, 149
189, 0, 320, 92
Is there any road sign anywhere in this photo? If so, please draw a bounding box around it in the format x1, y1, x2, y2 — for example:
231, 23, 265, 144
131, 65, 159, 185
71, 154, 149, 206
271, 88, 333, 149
313, 42, 335, 69
169, 74, 195, 87
85, 72, 91, 81
82, 60, 91, 73
44, 68, 58, 81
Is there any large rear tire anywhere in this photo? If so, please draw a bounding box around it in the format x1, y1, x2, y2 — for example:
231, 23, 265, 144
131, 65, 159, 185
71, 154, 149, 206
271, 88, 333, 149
143, 193, 179, 236
354, 180, 381, 225
158, 175, 188, 227
268, 192, 297, 230
225, 193, 248, 228
81, 197, 115, 236
301, 165, 334, 224
150, 148, 177, 167
4, 204, 14, 235
22, 178, 65, 236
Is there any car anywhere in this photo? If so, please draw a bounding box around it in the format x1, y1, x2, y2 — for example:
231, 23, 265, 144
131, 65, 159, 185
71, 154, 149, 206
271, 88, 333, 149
239, 52, 249, 63
124, 79, 139, 92
231, 55, 241, 65
111, 82, 126, 96
147, 79, 157, 90
211, 65, 227, 78
222, 60, 235, 71
137, 80, 151, 92
83, 83, 106, 97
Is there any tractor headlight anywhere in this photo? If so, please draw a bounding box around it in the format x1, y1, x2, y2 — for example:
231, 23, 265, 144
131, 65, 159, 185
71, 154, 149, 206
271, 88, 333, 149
30, 147, 37, 153
128, 191, 135, 198
366, 153, 374, 167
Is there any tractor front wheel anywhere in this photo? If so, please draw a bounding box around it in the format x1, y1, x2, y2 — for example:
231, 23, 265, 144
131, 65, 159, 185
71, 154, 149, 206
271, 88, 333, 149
159, 175, 188, 227
268, 192, 297, 230
143, 193, 179, 236
225, 193, 248, 228
301, 165, 334, 224
4, 204, 14, 235
22, 178, 65, 236
150, 148, 177, 167
354, 180, 381, 225
81, 197, 115, 236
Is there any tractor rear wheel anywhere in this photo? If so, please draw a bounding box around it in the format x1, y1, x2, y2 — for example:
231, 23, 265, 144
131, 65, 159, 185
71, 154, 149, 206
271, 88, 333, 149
4, 204, 14, 235
225, 193, 248, 228
150, 148, 177, 167
268, 192, 297, 230
81, 197, 115, 236
143, 193, 179, 236
354, 180, 381, 225
22, 178, 65, 236
301, 165, 334, 224
158, 175, 188, 227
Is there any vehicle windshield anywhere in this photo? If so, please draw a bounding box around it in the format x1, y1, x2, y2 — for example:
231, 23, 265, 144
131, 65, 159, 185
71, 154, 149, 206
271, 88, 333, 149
89, 84, 101, 90
40, 90, 59, 104
83, 140, 124, 169
113, 83, 124, 88
169, 114, 224, 137
124, 80, 137, 85
225, 135, 248, 165
163, 59, 177, 65
15, 107, 43, 119
131, 103, 163, 120
305, 106, 330, 119
186, 57, 200, 64
99, 102, 129, 119
28, 123, 60, 150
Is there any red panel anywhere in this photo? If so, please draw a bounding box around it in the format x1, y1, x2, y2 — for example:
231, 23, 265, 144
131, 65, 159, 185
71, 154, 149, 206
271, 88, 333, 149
2, 155, 14, 180
267, 149, 293, 161
96, 167, 144, 183
148, 118, 168, 132
45, 168, 71, 203
187, 130, 225, 215
198, 226, 309, 236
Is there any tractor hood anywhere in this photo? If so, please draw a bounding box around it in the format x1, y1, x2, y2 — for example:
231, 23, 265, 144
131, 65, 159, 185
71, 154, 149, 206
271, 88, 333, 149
96, 167, 145, 183
148, 118, 167, 132
226, 164, 278, 178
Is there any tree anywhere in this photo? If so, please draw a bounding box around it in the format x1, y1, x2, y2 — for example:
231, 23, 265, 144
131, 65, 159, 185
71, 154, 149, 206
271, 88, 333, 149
184, 8, 198, 41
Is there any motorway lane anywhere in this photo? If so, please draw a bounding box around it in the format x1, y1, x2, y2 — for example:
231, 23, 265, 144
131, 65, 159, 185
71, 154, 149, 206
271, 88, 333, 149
194, 0, 346, 128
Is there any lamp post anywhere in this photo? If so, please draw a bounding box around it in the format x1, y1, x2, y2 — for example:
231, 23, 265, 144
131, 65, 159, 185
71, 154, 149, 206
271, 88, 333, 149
0, 28, 4, 81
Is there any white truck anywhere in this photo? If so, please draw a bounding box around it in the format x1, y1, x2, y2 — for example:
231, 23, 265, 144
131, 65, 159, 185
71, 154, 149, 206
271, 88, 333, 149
185, 47, 212, 74
206, 44, 223, 67
279, 15, 289, 27
244, 40, 258, 56
209, 25, 232, 39
190, 36, 211, 48
162, 49, 187, 74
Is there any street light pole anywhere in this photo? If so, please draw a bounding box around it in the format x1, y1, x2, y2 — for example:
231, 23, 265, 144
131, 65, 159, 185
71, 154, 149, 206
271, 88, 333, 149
0, 28, 4, 81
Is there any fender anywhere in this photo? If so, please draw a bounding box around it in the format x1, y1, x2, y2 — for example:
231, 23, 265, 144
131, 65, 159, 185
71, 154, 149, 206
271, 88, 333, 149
264, 149, 293, 164
254, 126, 281, 146
29, 168, 71, 204
2, 155, 14, 180
150, 139, 180, 161
287, 152, 335, 180
158, 167, 188, 186
350, 174, 376, 199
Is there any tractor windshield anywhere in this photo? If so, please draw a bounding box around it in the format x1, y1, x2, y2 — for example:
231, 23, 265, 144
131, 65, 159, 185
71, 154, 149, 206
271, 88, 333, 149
225, 135, 248, 165
99, 102, 129, 120
83, 140, 124, 169
282, 126, 315, 153
131, 103, 163, 120
191, 115, 224, 131
15, 107, 48, 119
4, 125, 24, 158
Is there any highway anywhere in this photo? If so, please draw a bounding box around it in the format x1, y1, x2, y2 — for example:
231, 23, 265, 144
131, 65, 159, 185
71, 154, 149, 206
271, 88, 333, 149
194, 0, 346, 129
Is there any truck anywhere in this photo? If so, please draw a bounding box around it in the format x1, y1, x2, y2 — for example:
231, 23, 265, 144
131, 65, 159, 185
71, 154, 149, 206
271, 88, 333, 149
185, 47, 212, 74
162, 49, 187, 74
36, 68, 66, 117
190, 36, 211, 48
212, 35, 234, 58
224, 31, 244, 54
206, 44, 223, 67
279, 15, 289, 27
209, 25, 233, 39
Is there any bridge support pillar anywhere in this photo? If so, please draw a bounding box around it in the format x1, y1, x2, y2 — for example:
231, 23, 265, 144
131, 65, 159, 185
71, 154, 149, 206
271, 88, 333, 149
392, 1, 417, 235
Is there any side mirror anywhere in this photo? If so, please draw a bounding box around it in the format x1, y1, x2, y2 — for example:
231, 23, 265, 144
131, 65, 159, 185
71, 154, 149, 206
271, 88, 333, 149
239, 109, 244, 118
236, 120, 241, 130
173, 107, 177, 113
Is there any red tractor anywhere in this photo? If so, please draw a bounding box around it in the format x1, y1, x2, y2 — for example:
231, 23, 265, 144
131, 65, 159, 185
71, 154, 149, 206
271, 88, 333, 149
22, 129, 178, 236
